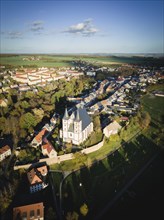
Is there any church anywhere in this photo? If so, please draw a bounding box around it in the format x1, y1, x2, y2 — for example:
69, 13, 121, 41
60, 106, 93, 145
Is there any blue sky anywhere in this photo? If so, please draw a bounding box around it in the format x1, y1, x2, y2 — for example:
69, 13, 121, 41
0, 0, 163, 53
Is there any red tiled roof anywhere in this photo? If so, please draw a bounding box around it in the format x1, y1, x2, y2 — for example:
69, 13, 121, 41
42, 141, 54, 154
34, 128, 47, 143
0, 145, 10, 154
27, 165, 48, 185
120, 117, 129, 121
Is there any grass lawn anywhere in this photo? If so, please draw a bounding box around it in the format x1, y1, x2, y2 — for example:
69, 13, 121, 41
141, 94, 164, 124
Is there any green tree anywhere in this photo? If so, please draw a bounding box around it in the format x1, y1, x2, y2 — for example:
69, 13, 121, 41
21, 100, 30, 109
138, 111, 151, 129
25, 91, 34, 99
0, 117, 6, 131
32, 108, 44, 123
80, 203, 89, 216
19, 113, 37, 130
45, 207, 57, 220
66, 212, 79, 220
93, 115, 101, 132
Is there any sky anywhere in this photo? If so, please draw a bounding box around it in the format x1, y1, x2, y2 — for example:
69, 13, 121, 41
0, 0, 164, 54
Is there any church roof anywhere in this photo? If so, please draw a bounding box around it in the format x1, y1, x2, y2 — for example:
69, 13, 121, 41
63, 107, 69, 119
75, 107, 92, 130
64, 106, 92, 131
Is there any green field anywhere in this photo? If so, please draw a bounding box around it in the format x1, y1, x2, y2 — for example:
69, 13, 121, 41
141, 89, 164, 126
0, 55, 75, 67
0, 54, 157, 68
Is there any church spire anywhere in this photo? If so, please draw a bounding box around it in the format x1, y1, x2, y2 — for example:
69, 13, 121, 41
75, 108, 80, 121
63, 107, 69, 119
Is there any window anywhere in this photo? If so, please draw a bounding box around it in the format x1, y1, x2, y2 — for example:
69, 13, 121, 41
37, 209, 40, 217
22, 212, 27, 219
30, 210, 34, 219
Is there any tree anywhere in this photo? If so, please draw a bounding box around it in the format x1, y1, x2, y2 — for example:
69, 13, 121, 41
20, 100, 30, 109
93, 115, 101, 132
138, 111, 151, 129
19, 113, 37, 130
80, 203, 89, 216
45, 207, 57, 220
142, 112, 151, 128
0, 117, 6, 131
25, 91, 34, 99
32, 108, 44, 123
66, 212, 79, 220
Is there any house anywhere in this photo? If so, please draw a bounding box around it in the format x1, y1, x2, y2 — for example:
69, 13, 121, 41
27, 162, 48, 193
13, 202, 44, 220
103, 121, 122, 138
41, 138, 57, 158
0, 145, 11, 162
31, 128, 48, 148
86, 71, 96, 76
120, 117, 129, 121
60, 106, 93, 145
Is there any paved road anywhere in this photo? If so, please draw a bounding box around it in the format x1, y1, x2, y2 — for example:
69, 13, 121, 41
94, 151, 160, 220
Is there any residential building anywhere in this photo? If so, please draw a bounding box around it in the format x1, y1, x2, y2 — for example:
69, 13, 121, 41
13, 202, 44, 220
31, 128, 48, 148
27, 162, 48, 193
60, 106, 93, 145
103, 121, 122, 138
0, 145, 11, 162
41, 138, 57, 158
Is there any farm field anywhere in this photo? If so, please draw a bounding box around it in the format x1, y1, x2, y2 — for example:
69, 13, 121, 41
0, 54, 156, 67
141, 88, 164, 128
0, 55, 75, 67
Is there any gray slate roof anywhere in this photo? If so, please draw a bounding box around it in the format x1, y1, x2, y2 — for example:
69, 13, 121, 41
75, 107, 92, 130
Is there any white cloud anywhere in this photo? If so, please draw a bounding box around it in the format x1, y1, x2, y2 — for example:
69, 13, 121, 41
30, 20, 44, 32
8, 31, 23, 39
63, 19, 99, 36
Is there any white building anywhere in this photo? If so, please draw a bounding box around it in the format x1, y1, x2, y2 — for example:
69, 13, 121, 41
60, 107, 93, 145
103, 121, 122, 138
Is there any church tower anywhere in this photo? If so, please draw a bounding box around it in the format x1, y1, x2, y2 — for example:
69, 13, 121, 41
74, 109, 82, 144
62, 108, 69, 140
